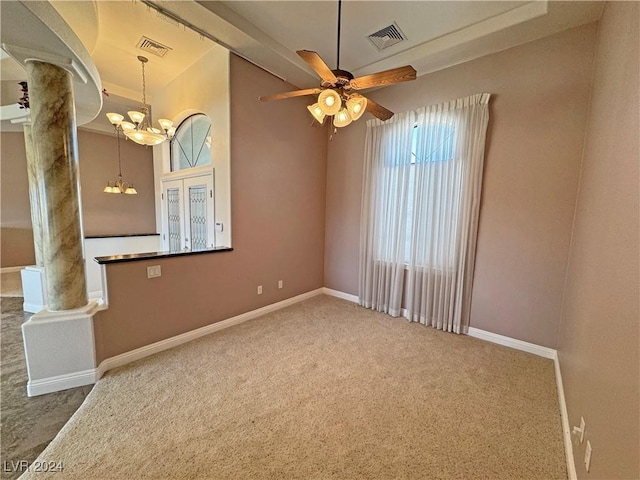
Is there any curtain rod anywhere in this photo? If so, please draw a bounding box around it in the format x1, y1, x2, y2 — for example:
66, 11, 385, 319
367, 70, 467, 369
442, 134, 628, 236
140, 0, 288, 82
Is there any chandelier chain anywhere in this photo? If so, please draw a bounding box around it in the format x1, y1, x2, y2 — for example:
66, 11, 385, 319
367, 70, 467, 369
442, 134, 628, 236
117, 127, 123, 178
141, 59, 147, 107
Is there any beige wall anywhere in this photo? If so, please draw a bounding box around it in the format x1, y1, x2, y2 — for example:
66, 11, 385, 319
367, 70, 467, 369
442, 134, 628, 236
1, 132, 34, 266
325, 24, 598, 348
558, 2, 639, 478
78, 129, 156, 236
0, 129, 156, 267
94, 55, 327, 361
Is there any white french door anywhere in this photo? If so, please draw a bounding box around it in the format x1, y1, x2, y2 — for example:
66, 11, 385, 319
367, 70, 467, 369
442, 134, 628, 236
161, 174, 214, 252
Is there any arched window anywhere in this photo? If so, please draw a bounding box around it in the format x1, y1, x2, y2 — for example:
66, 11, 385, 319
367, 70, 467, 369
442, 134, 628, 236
170, 113, 212, 171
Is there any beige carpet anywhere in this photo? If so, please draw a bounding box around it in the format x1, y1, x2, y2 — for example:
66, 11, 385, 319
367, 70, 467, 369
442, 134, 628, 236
20, 295, 566, 479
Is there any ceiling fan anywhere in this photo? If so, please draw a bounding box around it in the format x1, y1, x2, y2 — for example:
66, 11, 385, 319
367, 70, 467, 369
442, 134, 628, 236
258, 0, 417, 128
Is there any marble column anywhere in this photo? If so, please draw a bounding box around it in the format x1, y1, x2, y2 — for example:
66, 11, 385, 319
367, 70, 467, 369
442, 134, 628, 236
22, 123, 44, 267
25, 61, 87, 311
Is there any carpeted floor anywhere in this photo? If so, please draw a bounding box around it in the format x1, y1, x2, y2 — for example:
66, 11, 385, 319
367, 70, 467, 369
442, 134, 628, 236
19, 295, 566, 479
1, 297, 92, 480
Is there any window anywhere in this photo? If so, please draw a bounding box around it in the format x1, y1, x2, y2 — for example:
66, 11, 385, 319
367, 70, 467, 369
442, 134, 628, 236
359, 94, 491, 331
395, 122, 458, 266
170, 114, 212, 171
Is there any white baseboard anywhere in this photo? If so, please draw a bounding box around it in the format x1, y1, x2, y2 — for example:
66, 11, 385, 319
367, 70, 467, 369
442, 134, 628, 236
96, 288, 325, 378
23, 302, 46, 313
322, 287, 359, 303
466, 327, 556, 359
1, 266, 27, 273
26, 368, 98, 397
553, 351, 577, 480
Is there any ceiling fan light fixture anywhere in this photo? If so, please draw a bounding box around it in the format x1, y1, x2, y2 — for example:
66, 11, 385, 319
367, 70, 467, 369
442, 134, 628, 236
333, 107, 353, 128
318, 89, 342, 115
346, 95, 367, 121
307, 103, 326, 124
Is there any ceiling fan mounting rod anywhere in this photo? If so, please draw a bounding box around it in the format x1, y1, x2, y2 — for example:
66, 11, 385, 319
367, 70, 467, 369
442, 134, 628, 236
336, 0, 342, 70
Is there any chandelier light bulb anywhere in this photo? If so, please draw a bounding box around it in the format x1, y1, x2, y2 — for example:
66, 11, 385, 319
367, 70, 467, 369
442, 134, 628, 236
318, 89, 342, 115
158, 118, 174, 131
346, 95, 368, 121
127, 110, 145, 125
333, 107, 353, 128
106, 112, 124, 125
307, 103, 326, 124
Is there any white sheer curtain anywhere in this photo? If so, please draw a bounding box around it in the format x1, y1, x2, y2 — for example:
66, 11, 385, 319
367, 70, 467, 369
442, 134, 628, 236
359, 93, 490, 333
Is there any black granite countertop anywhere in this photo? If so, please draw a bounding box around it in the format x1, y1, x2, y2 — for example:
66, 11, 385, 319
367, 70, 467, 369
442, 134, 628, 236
94, 246, 233, 264
85, 233, 160, 239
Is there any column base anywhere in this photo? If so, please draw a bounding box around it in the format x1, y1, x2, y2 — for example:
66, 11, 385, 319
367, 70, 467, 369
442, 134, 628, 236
21, 266, 48, 313
22, 301, 99, 397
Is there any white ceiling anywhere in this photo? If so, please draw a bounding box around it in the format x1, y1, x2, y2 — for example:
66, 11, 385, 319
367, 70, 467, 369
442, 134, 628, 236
1, 0, 603, 130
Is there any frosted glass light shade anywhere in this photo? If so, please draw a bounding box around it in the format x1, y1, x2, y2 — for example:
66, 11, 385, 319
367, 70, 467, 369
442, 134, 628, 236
307, 103, 326, 124
103, 183, 114, 193
333, 108, 352, 128
120, 121, 135, 131
158, 118, 173, 131
106, 112, 124, 125
124, 185, 138, 195
127, 110, 145, 124
346, 95, 367, 121
125, 129, 166, 146
147, 127, 161, 134
318, 89, 342, 115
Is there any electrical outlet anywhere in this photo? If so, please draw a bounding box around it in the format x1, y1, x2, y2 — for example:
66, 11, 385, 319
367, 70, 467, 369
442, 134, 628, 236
584, 441, 592, 472
147, 265, 161, 278
257, 285, 262, 295
579, 417, 585, 444
278, 280, 283, 289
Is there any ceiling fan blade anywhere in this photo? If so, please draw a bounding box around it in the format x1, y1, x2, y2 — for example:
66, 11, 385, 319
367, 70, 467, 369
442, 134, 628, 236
365, 98, 394, 121
350, 65, 417, 90
297, 50, 338, 84
259, 88, 322, 102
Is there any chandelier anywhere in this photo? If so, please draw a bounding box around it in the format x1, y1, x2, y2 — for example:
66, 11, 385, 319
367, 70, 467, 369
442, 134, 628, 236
103, 124, 137, 195
105, 56, 175, 146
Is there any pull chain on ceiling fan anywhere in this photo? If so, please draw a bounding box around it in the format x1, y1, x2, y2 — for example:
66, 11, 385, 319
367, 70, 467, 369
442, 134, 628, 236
259, 0, 417, 128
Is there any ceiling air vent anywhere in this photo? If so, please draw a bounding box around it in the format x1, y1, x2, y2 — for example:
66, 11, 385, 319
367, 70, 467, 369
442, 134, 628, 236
367, 22, 406, 51
136, 36, 172, 58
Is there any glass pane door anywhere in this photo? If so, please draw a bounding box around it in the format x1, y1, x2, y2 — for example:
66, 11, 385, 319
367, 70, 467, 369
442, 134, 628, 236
167, 187, 182, 252
161, 174, 214, 252
183, 175, 214, 251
